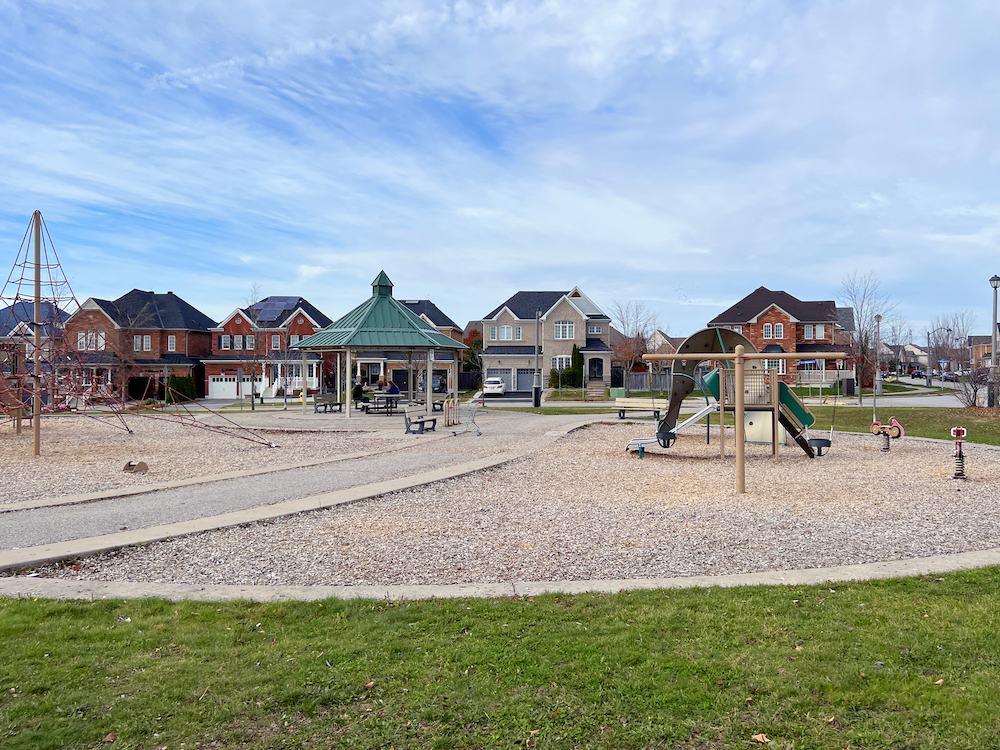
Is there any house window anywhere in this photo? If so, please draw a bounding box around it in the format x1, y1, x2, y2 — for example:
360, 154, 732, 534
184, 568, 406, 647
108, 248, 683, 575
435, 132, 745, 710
551, 355, 571, 370
233, 335, 243, 350
774, 323, 784, 339
143, 335, 151, 352
97, 332, 105, 350
78, 331, 86, 351
246, 335, 255, 351
554, 321, 574, 339
766, 359, 787, 375
804, 324, 814, 339
308, 364, 315, 378
271, 334, 280, 350
134, 335, 142, 351
815, 324, 825, 339
762, 323, 772, 339
489, 326, 497, 341
167, 335, 176, 352
514, 326, 522, 341
499, 325, 513, 341
288, 335, 299, 347
221, 335, 231, 350
588, 325, 602, 335
734, 325, 742, 333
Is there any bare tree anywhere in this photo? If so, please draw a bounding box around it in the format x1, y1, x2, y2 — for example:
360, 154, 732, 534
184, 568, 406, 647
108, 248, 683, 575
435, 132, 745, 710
610, 300, 659, 395
930, 311, 975, 373
840, 271, 897, 405
240, 283, 266, 411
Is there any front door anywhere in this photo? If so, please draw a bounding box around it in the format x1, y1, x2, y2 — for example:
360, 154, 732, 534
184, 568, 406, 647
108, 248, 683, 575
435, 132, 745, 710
589, 357, 604, 380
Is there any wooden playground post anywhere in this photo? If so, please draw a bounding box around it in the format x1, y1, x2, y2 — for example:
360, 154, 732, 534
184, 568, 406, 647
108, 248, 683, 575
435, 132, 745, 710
771, 368, 779, 459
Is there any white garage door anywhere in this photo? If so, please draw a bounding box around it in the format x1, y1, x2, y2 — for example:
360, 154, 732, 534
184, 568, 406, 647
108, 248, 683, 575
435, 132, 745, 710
208, 375, 239, 399
485, 367, 512, 391
515, 368, 539, 391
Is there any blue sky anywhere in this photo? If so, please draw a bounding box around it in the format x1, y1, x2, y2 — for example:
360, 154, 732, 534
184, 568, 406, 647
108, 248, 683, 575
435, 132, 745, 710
2, 0, 999, 338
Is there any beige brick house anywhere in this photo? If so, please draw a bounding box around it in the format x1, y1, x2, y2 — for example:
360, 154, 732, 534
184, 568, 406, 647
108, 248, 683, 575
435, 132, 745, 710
480, 287, 612, 393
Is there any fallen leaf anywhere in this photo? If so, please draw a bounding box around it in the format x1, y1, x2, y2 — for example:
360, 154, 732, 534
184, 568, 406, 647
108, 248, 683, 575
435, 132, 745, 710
530, 729, 540, 735
365, 681, 376, 689
745, 696, 754, 705
795, 645, 802, 652
934, 679, 944, 685
102, 733, 116, 743
826, 717, 836, 724
752, 733, 770, 744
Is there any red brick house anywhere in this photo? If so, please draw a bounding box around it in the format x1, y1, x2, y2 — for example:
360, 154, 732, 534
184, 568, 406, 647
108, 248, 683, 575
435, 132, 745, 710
707, 287, 854, 383
203, 296, 332, 399
62, 289, 216, 399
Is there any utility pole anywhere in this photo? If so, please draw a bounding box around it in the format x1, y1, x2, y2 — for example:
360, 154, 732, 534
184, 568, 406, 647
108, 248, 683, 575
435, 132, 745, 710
532, 311, 541, 408
991, 275, 1000, 407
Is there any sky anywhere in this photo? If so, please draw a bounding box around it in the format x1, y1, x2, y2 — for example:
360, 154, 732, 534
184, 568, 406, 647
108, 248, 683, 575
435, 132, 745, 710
2, 0, 999, 340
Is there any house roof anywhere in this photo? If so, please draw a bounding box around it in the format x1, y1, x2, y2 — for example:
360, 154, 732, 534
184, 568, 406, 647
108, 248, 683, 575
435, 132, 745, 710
482, 345, 541, 356
247, 296, 332, 329
293, 272, 466, 351
837, 307, 856, 333
708, 287, 840, 326
761, 344, 786, 353
401, 300, 460, 330
580, 338, 611, 353
88, 289, 217, 331
484, 291, 566, 320
796, 343, 852, 354
0, 301, 70, 338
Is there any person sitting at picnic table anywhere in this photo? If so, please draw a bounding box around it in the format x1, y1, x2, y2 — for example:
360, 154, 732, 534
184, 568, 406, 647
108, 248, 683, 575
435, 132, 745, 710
385, 381, 400, 395
352, 381, 370, 410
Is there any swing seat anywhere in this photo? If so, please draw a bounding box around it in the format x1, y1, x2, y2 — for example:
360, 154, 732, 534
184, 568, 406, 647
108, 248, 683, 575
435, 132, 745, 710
807, 438, 831, 456
656, 418, 676, 449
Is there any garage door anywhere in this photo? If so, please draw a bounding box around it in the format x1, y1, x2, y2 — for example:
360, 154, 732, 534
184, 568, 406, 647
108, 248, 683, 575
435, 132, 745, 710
515, 368, 539, 392
486, 368, 512, 391
208, 375, 238, 399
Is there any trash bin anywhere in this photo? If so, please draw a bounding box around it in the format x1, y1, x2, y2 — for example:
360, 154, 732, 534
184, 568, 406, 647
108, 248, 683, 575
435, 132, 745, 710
844, 379, 855, 396
610, 387, 626, 399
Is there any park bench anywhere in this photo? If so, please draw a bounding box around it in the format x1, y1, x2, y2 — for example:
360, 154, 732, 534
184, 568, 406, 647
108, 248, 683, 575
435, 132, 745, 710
312, 394, 343, 413
403, 404, 437, 434
615, 397, 669, 420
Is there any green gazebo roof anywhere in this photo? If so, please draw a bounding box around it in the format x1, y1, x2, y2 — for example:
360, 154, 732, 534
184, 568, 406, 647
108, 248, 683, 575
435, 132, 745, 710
292, 272, 467, 351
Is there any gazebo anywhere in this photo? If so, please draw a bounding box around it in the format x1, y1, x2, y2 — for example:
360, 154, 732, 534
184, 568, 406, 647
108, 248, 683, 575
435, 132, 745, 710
291, 271, 467, 418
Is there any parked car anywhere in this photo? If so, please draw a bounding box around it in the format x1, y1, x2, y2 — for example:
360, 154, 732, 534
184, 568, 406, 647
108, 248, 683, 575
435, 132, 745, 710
943, 371, 958, 382
482, 377, 506, 397
416, 376, 448, 393
910, 369, 925, 379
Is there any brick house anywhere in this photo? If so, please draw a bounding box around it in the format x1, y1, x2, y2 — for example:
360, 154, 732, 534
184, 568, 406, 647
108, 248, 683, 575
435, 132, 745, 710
707, 286, 854, 384
203, 296, 332, 399
480, 287, 612, 393
63, 289, 216, 398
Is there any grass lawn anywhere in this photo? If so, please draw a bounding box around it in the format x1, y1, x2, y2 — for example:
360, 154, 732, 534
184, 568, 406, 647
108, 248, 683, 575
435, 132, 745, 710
4, 570, 1000, 748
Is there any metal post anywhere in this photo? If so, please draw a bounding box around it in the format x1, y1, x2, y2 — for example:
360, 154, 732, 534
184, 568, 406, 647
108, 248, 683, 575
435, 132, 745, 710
991, 276, 1000, 407
771, 368, 779, 459
32, 210, 41, 457
426, 349, 434, 417
532, 311, 541, 408
718, 368, 726, 459
873, 314, 881, 423
735, 345, 746, 494
301, 348, 308, 413
926, 330, 933, 388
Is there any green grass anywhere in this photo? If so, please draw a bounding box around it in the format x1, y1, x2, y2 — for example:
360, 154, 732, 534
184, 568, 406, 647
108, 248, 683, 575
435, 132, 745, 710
5, 570, 1000, 748
808, 406, 1000, 445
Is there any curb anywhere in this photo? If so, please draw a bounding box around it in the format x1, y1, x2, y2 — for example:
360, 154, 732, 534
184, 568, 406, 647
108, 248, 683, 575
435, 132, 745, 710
4, 547, 999, 602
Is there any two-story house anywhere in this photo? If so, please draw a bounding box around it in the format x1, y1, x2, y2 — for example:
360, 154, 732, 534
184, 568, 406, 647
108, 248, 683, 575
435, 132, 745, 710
707, 286, 853, 384
480, 287, 612, 393
63, 289, 216, 398
203, 296, 332, 399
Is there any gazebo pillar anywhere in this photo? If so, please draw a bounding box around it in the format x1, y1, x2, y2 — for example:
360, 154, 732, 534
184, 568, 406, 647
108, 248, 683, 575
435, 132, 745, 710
346, 346, 352, 418
301, 348, 308, 414
426, 349, 434, 416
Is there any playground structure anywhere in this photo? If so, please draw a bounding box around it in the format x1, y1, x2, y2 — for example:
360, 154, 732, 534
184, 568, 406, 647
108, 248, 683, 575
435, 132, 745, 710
952, 426, 967, 479
870, 417, 905, 452
629, 327, 846, 493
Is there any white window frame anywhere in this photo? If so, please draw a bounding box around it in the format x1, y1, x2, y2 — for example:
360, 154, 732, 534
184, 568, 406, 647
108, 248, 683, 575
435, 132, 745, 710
233, 335, 243, 350
97, 331, 105, 350
804, 324, 814, 339
774, 323, 784, 339
588, 325, 602, 335
514, 326, 522, 340
221, 335, 231, 350
499, 325, 513, 341
78, 331, 86, 351
815, 324, 825, 340
288, 334, 300, 347
246, 335, 255, 351
143, 335, 151, 352
489, 326, 497, 341
272, 334, 281, 350
554, 320, 574, 339
551, 355, 571, 370
734, 325, 742, 333
134, 335, 142, 351
167, 334, 176, 352
762, 323, 772, 339
766, 359, 787, 375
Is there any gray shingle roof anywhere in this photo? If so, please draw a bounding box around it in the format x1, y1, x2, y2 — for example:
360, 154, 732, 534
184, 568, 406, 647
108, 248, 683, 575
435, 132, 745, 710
401, 300, 460, 329
247, 296, 332, 328
0, 301, 69, 337
482, 345, 541, 356
580, 338, 611, 352
708, 287, 839, 326
484, 292, 567, 320
99, 289, 217, 331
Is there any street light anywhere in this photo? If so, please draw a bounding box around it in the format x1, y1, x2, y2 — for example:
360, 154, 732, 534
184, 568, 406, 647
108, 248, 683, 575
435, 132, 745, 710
990, 275, 1000, 407
926, 326, 952, 388
873, 314, 881, 423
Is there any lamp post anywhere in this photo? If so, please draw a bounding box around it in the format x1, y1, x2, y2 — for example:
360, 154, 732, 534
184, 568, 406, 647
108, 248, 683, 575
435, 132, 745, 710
990, 275, 1000, 407
873, 314, 881, 423
925, 326, 951, 388
532, 310, 541, 408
